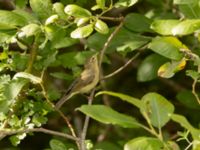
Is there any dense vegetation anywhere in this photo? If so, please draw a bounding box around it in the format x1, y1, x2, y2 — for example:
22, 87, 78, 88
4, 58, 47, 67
0, 0, 200, 149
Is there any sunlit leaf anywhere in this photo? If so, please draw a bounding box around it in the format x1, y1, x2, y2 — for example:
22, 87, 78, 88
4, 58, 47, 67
140, 92, 174, 128
148, 36, 185, 60
94, 19, 109, 34
71, 24, 94, 38
64, 4, 92, 17
114, 0, 138, 8
14, 72, 42, 84
124, 137, 164, 150
18, 23, 41, 37
158, 59, 186, 78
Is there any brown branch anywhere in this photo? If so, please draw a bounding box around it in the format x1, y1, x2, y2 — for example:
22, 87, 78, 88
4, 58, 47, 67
99, 16, 124, 22
80, 89, 96, 150
192, 79, 200, 104
98, 17, 124, 67
103, 52, 140, 79
40, 70, 80, 148
0, 128, 79, 141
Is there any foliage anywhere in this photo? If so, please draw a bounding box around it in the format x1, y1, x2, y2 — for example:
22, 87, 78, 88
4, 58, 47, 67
0, 0, 200, 150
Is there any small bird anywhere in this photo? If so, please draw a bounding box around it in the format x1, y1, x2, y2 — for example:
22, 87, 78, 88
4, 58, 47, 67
55, 53, 100, 109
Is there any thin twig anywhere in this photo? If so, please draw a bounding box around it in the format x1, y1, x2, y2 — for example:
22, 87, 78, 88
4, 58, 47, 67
192, 79, 200, 104
40, 70, 80, 148
0, 128, 79, 141
98, 17, 124, 67
98, 17, 125, 107
80, 89, 96, 150
99, 16, 124, 22
103, 52, 140, 79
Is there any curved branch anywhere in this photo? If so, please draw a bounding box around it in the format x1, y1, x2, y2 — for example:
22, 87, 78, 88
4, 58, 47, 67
103, 52, 140, 79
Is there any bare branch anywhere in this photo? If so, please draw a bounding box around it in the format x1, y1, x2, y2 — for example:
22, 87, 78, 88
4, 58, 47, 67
0, 128, 79, 141
103, 52, 140, 79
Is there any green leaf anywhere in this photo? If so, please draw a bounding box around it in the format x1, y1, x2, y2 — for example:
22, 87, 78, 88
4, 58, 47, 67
10, 133, 26, 146
50, 139, 67, 150
30, 0, 53, 21
158, 59, 186, 78
32, 115, 48, 127
176, 90, 200, 109
172, 20, 200, 35
52, 37, 78, 49
140, 92, 174, 128
124, 13, 153, 33
18, 23, 41, 37
186, 70, 200, 80
173, 0, 198, 4
176, 1, 200, 18
137, 54, 168, 82
114, 0, 138, 8
45, 14, 59, 25
71, 24, 94, 38
87, 27, 150, 54
4, 79, 27, 105
96, 0, 105, 9
94, 19, 109, 34
96, 91, 142, 108
57, 51, 94, 68
0, 10, 28, 29
148, 36, 184, 60
171, 114, 200, 140
13, 9, 39, 24
124, 137, 164, 150
53, 2, 67, 19
15, 0, 28, 8
151, 20, 180, 35
78, 105, 140, 128
64, 4, 92, 17
14, 72, 42, 84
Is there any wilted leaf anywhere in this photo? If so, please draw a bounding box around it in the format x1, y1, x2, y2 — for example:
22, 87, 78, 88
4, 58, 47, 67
158, 59, 186, 78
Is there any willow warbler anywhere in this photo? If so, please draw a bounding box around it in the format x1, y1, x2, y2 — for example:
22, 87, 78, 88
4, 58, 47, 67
55, 53, 100, 109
